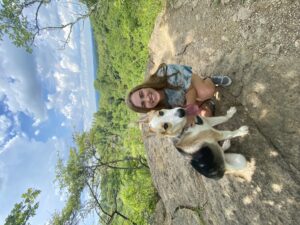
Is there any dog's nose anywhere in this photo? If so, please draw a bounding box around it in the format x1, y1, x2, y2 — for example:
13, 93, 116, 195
176, 108, 186, 118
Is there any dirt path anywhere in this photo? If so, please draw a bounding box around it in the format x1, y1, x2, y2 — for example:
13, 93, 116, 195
144, 1, 300, 224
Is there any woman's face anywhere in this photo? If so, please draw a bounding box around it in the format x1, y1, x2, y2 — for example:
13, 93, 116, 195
131, 88, 161, 109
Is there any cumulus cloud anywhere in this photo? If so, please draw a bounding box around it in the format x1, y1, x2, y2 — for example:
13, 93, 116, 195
0, 38, 47, 123
0, 162, 7, 192
0, 115, 12, 146
60, 56, 80, 73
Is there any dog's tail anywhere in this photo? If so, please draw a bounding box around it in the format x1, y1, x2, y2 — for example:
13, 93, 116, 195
224, 154, 255, 182
224, 153, 247, 171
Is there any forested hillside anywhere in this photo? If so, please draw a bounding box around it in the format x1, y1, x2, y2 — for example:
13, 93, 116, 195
53, 0, 163, 224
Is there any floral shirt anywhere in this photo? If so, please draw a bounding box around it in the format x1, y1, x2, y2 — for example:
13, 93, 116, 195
156, 64, 192, 107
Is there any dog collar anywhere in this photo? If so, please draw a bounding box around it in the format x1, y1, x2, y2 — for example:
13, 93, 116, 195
172, 126, 188, 144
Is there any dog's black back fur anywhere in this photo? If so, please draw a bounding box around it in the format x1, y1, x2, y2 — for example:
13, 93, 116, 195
190, 144, 225, 180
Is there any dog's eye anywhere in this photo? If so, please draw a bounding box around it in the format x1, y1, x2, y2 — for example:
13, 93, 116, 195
158, 111, 164, 116
163, 123, 168, 130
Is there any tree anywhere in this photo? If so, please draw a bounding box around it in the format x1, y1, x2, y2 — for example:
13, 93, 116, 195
0, 0, 101, 52
49, 131, 148, 225
4, 188, 41, 225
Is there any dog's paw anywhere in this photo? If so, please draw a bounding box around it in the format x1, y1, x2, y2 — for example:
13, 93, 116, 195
221, 139, 231, 151
238, 126, 249, 136
226, 107, 237, 118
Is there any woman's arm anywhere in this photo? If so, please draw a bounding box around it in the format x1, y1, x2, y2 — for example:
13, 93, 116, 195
184, 88, 199, 127
185, 88, 197, 106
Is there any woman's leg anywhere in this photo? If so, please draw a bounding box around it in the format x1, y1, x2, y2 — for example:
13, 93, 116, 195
191, 74, 216, 102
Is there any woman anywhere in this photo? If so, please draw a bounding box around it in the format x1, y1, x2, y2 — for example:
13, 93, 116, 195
126, 63, 231, 117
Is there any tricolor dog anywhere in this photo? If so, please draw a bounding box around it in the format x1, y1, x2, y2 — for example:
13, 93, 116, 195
148, 106, 249, 180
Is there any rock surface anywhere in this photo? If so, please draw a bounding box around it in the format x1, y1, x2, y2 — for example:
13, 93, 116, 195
143, 0, 300, 224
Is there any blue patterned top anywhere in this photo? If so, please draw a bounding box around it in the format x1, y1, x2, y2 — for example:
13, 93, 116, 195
156, 64, 192, 107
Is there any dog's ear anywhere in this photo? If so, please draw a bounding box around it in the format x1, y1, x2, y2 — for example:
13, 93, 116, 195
134, 113, 151, 130
138, 111, 158, 126
146, 110, 156, 120
137, 110, 156, 123
137, 114, 148, 124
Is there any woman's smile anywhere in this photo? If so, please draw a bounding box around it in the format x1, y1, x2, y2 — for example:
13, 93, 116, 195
149, 92, 154, 103
131, 88, 163, 109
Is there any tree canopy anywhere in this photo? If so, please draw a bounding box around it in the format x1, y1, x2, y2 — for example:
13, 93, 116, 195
4, 188, 41, 225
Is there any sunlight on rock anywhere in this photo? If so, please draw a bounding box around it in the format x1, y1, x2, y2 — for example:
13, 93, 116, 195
269, 150, 279, 157
243, 196, 253, 205
271, 184, 283, 193
259, 109, 268, 120
283, 70, 297, 79
287, 198, 296, 204
252, 186, 262, 196
184, 31, 195, 45
263, 200, 275, 206
247, 92, 261, 108
253, 83, 266, 93
225, 207, 235, 218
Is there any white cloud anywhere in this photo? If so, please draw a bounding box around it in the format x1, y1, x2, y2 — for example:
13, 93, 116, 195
32, 118, 42, 127
60, 56, 80, 73
0, 162, 7, 192
0, 38, 47, 124
61, 104, 73, 120
0, 115, 12, 146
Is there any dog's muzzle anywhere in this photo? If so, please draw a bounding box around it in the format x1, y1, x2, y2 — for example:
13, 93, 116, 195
176, 108, 186, 118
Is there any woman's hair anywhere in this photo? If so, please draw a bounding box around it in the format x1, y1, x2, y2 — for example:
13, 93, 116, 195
126, 63, 175, 113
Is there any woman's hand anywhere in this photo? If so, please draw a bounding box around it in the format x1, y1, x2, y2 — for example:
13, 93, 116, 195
184, 104, 199, 127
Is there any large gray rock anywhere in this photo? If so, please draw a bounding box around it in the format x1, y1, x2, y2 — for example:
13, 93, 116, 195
144, 0, 300, 224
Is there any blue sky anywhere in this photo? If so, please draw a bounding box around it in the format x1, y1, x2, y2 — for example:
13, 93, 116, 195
0, 1, 98, 224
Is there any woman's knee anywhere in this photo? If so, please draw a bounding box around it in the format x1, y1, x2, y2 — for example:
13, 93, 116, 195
193, 77, 216, 100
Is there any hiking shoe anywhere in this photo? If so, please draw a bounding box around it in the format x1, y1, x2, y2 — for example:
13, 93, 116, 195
211, 75, 232, 87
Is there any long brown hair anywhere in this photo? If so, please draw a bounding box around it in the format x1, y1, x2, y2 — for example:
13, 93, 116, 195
126, 63, 177, 113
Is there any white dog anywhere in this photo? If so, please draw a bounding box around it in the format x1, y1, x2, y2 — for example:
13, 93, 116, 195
148, 107, 249, 180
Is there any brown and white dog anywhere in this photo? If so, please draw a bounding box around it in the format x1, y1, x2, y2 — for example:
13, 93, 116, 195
148, 107, 249, 180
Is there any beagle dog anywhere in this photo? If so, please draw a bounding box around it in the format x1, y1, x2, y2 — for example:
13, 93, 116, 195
148, 107, 249, 180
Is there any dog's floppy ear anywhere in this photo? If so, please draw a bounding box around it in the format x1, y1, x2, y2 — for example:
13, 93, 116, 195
133, 113, 151, 130
127, 113, 150, 131
138, 114, 149, 124
137, 110, 156, 124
